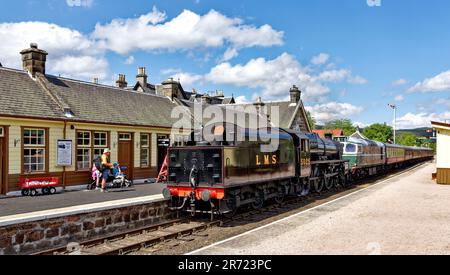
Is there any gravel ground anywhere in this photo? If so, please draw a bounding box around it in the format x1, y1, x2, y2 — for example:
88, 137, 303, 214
189, 161, 449, 255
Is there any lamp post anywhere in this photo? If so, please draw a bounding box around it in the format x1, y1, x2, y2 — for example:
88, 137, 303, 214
388, 104, 397, 144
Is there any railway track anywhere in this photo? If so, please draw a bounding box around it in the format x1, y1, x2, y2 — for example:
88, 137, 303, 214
34, 161, 429, 255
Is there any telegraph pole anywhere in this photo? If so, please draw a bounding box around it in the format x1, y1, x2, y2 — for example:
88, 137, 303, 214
388, 104, 397, 144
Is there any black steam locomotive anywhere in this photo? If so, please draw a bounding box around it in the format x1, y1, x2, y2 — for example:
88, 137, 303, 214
162, 123, 350, 216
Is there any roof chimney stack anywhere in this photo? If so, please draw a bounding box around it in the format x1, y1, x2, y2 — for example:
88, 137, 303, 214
93, 78, 99, 84
136, 67, 148, 88
20, 43, 48, 77
116, 74, 127, 88
290, 85, 301, 104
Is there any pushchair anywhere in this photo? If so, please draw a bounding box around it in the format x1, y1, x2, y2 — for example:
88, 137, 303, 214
87, 163, 133, 190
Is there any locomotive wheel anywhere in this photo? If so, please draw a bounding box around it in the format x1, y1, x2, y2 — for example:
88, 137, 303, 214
301, 181, 310, 196
42, 187, 50, 195
324, 177, 333, 191
274, 192, 284, 204
21, 189, 30, 196
332, 177, 340, 189
222, 197, 238, 218
313, 179, 324, 193
50, 187, 56, 195
251, 191, 264, 210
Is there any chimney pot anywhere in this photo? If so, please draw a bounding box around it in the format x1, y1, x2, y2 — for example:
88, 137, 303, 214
116, 74, 128, 88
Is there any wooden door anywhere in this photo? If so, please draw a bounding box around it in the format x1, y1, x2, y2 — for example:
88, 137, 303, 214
118, 133, 133, 179
0, 138, 3, 194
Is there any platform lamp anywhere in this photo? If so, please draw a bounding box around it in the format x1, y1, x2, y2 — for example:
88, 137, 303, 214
388, 104, 397, 144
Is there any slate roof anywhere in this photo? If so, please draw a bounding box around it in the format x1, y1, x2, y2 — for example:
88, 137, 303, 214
0, 67, 190, 128
0, 65, 308, 132
0, 67, 66, 119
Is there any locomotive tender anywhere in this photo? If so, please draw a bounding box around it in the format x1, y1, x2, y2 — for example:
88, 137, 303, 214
162, 124, 433, 216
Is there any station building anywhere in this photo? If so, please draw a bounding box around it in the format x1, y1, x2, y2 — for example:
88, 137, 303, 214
431, 121, 450, 184
0, 44, 310, 195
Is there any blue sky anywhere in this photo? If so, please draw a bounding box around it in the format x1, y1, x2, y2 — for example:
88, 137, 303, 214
1, 0, 450, 129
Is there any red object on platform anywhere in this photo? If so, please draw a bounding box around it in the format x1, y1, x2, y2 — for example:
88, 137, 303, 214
157, 154, 169, 183
19, 177, 59, 189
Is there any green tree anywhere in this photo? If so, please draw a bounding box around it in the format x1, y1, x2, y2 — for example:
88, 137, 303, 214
306, 111, 316, 130
397, 133, 418, 146
363, 123, 393, 143
324, 119, 356, 136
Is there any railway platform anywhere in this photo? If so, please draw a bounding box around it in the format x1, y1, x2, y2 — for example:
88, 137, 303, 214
189, 161, 450, 255
0, 181, 164, 219
0, 181, 169, 255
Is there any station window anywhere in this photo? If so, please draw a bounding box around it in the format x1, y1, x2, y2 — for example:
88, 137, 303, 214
23, 128, 46, 173
119, 133, 131, 141
77, 131, 91, 170
140, 133, 150, 168
76, 130, 109, 170
93, 132, 108, 159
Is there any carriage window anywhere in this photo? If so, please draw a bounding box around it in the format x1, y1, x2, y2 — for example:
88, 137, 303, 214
0, 127, 3, 137
345, 144, 357, 153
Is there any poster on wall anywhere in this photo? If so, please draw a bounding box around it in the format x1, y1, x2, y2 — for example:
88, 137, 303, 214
57, 140, 72, 166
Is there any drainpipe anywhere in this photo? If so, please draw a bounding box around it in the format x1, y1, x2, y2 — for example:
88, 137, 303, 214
63, 120, 67, 191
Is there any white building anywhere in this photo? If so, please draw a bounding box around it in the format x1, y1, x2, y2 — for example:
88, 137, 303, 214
431, 121, 450, 185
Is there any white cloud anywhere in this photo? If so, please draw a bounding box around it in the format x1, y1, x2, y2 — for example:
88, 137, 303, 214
221, 47, 239, 62
234, 95, 251, 104
51, 56, 108, 80
66, 0, 94, 8
171, 72, 203, 89
123, 55, 135, 65
408, 70, 450, 93
396, 112, 450, 129
435, 97, 450, 107
305, 102, 364, 124
203, 53, 366, 102
348, 75, 368, 84
315, 69, 350, 82
392, 78, 407, 86
311, 53, 329, 65
394, 95, 404, 102
0, 21, 107, 81
92, 7, 284, 59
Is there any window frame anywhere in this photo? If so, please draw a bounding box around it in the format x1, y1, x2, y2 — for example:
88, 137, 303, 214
140, 133, 151, 168
75, 130, 110, 171
0, 126, 4, 137
119, 133, 132, 141
21, 127, 49, 174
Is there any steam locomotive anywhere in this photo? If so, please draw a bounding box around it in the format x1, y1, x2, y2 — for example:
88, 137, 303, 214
162, 122, 433, 216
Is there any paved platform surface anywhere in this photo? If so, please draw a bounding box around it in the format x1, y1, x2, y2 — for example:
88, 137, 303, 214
0, 183, 165, 217
190, 162, 450, 255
